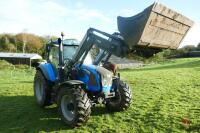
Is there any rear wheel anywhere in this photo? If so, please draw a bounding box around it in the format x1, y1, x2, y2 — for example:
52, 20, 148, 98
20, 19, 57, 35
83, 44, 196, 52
34, 70, 51, 107
58, 86, 91, 127
106, 80, 132, 111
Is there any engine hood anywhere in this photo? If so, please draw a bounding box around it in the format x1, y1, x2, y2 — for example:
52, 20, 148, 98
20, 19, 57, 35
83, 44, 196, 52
95, 66, 113, 87
76, 64, 113, 93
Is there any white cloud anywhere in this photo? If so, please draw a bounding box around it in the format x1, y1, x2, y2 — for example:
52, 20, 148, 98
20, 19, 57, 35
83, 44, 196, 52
75, 1, 85, 8
0, 0, 112, 39
73, 8, 112, 23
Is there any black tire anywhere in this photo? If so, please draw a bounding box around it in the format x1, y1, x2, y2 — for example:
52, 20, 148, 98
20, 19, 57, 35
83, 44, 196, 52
34, 70, 51, 107
106, 80, 132, 111
58, 86, 91, 127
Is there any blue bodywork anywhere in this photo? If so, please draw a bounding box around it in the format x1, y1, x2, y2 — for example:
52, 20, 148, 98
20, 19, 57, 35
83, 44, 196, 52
38, 63, 56, 82
75, 64, 113, 93
75, 64, 101, 92
39, 62, 113, 93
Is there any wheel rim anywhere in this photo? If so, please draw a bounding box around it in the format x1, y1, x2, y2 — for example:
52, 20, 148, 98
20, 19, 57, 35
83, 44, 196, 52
35, 79, 44, 102
61, 95, 75, 122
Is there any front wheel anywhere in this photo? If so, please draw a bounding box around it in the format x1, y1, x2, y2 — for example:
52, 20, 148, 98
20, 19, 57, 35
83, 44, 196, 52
58, 86, 91, 127
34, 70, 51, 107
106, 80, 132, 111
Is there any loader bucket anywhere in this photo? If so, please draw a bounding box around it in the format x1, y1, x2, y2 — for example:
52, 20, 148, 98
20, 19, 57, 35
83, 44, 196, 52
118, 2, 194, 50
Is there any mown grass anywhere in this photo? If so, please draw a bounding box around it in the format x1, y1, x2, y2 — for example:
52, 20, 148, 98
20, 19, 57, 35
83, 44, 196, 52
0, 58, 200, 133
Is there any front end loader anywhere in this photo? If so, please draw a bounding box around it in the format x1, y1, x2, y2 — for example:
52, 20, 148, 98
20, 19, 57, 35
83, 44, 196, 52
33, 3, 193, 127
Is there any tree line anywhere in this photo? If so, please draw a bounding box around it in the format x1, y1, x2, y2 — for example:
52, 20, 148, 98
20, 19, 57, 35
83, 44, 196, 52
164, 44, 200, 58
0, 33, 200, 60
0, 33, 58, 56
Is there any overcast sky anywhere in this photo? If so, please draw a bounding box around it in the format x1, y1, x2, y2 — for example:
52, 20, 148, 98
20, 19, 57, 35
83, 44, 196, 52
0, 0, 200, 47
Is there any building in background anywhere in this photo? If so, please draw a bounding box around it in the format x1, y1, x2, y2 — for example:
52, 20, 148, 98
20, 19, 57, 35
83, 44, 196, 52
109, 55, 143, 69
0, 52, 42, 67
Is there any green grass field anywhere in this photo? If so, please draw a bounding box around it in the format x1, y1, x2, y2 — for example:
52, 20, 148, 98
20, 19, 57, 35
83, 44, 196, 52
0, 58, 200, 133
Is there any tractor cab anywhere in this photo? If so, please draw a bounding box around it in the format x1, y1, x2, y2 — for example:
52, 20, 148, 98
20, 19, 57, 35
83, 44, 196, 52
47, 39, 79, 64
46, 39, 93, 74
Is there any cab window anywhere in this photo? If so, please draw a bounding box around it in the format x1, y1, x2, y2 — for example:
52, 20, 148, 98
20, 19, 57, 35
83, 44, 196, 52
49, 46, 59, 68
63, 46, 78, 60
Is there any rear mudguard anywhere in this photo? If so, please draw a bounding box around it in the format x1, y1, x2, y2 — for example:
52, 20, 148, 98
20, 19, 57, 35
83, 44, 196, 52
37, 62, 56, 82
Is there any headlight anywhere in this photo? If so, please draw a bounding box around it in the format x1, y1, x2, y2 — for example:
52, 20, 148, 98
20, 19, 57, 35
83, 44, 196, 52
101, 74, 112, 87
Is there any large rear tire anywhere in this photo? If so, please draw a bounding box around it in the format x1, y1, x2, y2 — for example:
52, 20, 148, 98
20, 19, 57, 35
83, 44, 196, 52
106, 80, 132, 111
58, 86, 91, 127
34, 70, 51, 107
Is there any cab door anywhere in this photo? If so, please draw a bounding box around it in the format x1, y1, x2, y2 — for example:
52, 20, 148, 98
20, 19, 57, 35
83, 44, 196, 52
49, 46, 59, 77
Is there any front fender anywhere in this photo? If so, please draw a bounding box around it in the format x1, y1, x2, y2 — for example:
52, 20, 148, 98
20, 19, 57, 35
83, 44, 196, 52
58, 80, 85, 94
37, 63, 56, 82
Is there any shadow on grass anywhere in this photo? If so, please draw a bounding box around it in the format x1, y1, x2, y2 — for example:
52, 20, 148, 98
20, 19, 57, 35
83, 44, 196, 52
91, 105, 114, 116
0, 95, 111, 133
121, 60, 200, 72
0, 96, 64, 132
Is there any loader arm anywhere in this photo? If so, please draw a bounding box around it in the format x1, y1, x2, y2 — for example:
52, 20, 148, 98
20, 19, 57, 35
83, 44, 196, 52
71, 28, 129, 66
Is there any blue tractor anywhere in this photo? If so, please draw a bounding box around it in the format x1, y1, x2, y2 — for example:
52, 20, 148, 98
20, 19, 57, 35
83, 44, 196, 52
34, 28, 132, 127
33, 2, 192, 127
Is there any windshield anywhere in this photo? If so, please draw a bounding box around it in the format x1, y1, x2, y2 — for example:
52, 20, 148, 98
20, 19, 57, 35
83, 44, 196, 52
63, 46, 78, 59
63, 39, 79, 45
63, 39, 79, 60
63, 45, 93, 65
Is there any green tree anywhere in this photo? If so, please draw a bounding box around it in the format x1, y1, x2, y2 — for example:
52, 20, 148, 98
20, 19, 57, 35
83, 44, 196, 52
15, 33, 44, 54
196, 43, 200, 50
6, 43, 16, 52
